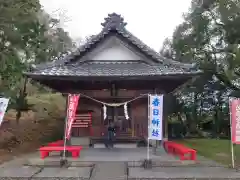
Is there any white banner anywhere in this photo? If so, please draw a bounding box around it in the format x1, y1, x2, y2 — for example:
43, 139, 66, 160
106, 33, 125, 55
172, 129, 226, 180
0, 98, 9, 126
148, 95, 163, 140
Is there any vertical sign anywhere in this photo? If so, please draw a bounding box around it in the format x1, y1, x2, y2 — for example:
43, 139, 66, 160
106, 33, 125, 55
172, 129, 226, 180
65, 94, 80, 140
0, 98, 9, 126
230, 98, 240, 144
148, 95, 163, 140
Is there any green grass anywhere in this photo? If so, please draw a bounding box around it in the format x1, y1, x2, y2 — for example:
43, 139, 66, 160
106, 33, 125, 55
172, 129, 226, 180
176, 139, 240, 166
27, 93, 65, 110
27, 93, 65, 105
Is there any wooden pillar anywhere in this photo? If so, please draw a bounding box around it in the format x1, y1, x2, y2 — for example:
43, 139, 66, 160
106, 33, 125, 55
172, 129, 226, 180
110, 83, 115, 123
163, 93, 168, 141
131, 114, 135, 137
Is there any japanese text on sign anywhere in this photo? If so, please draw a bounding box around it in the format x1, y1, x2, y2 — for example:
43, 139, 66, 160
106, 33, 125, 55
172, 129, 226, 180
236, 105, 240, 130
0, 98, 9, 127
231, 98, 240, 144
148, 95, 163, 140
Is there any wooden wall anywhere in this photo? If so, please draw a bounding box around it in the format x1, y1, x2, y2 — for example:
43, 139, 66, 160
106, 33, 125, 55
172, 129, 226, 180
131, 98, 148, 137
73, 89, 155, 137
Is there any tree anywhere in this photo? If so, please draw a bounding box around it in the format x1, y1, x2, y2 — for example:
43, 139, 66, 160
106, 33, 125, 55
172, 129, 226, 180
160, 0, 240, 137
161, 0, 240, 91
34, 10, 75, 64
0, 0, 42, 91
0, 1, 75, 123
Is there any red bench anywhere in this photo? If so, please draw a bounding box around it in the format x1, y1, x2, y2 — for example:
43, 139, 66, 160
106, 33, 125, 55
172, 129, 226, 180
39, 146, 82, 159
163, 141, 176, 150
164, 141, 196, 161
47, 140, 64, 147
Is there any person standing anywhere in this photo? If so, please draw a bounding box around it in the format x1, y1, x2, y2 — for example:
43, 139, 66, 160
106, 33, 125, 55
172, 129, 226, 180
105, 122, 116, 148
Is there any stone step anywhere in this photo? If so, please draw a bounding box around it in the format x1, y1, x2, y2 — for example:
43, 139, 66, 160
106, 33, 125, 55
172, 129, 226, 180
93, 143, 137, 148
91, 136, 141, 144
90, 162, 126, 180
117, 134, 132, 136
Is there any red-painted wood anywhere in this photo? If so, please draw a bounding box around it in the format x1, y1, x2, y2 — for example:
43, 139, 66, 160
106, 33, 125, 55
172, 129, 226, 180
39, 146, 82, 159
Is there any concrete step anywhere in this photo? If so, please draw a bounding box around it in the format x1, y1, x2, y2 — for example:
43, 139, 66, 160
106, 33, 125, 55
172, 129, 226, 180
90, 162, 126, 180
91, 137, 142, 144
93, 143, 137, 148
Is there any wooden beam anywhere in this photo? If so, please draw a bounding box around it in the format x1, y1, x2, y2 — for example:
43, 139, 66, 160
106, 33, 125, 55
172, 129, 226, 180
33, 77, 191, 93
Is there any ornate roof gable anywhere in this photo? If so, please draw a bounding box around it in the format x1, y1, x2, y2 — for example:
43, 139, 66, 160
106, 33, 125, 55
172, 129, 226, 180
26, 13, 202, 77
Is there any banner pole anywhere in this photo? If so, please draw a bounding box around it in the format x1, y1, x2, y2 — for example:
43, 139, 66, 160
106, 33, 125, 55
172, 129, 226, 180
62, 94, 70, 161
147, 94, 150, 160
62, 119, 68, 160
229, 97, 235, 169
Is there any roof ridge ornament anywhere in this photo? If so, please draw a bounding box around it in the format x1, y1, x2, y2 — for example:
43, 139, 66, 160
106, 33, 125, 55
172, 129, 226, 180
101, 13, 127, 30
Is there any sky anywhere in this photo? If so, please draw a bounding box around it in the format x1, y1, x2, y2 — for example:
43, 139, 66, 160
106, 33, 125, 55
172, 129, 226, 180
40, 0, 192, 51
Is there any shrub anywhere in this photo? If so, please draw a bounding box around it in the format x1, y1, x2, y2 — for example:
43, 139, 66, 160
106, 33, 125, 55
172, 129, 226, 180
0, 93, 66, 154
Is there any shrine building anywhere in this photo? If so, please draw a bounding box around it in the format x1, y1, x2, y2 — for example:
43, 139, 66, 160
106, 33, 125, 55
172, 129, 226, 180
24, 13, 202, 146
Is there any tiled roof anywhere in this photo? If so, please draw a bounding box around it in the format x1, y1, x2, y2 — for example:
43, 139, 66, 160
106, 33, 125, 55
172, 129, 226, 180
30, 61, 201, 77
25, 13, 202, 78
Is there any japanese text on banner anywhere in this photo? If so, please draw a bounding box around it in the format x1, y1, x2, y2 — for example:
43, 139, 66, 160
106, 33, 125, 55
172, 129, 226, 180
65, 94, 80, 140
148, 95, 163, 140
231, 98, 240, 144
0, 98, 9, 126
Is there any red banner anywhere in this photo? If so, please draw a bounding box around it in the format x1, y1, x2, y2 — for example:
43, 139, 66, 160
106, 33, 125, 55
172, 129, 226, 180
65, 94, 80, 140
230, 98, 240, 144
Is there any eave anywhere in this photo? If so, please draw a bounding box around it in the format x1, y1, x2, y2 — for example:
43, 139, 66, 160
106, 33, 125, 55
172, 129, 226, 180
25, 71, 202, 81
